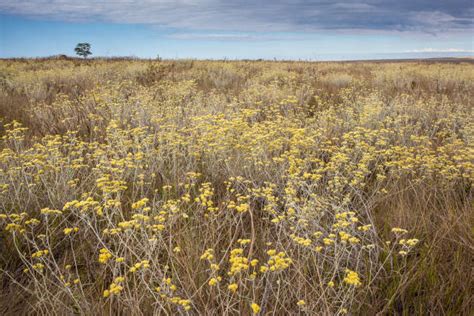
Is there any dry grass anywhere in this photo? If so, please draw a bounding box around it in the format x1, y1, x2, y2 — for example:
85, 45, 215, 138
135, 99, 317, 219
0, 58, 472, 315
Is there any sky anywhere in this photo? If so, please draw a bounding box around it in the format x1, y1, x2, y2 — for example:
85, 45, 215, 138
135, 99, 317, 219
0, 1, 473, 60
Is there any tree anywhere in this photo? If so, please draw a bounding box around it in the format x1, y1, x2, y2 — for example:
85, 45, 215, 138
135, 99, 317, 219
75, 43, 92, 59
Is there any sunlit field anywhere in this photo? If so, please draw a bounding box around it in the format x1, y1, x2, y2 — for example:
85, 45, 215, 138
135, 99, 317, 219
0, 58, 472, 314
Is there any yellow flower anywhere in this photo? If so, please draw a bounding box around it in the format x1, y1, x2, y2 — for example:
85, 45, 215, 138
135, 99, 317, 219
343, 269, 361, 287
40, 208, 62, 216
32, 249, 49, 258
250, 303, 261, 314
208, 277, 219, 286
406, 239, 419, 247
104, 282, 123, 298
228, 283, 238, 292
297, 300, 306, 306
33, 263, 44, 271
391, 227, 408, 234
98, 248, 112, 264
238, 238, 251, 245
63, 227, 78, 235
200, 248, 214, 261
131, 198, 149, 210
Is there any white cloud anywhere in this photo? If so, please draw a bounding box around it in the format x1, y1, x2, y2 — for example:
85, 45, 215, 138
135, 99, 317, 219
404, 48, 474, 53
332, 3, 375, 11
0, 0, 472, 33
167, 32, 309, 41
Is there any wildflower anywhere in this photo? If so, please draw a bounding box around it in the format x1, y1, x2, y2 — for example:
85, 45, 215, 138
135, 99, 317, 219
129, 260, 150, 272
391, 227, 408, 234
267, 249, 276, 256
291, 234, 312, 246
358, 224, 372, 231
348, 236, 360, 244
40, 208, 62, 216
63, 227, 79, 235
343, 269, 361, 287
5, 223, 24, 233
238, 238, 251, 245
313, 231, 323, 238
32, 249, 49, 258
235, 203, 250, 213
208, 277, 219, 286
228, 248, 249, 275
32, 263, 45, 271
200, 249, 214, 261
131, 198, 149, 210
25, 219, 40, 226
98, 248, 112, 264
228, 283, 238, 292
297, 300, 306, 306
265, 250, 292, 272
406, 239, 419, 247
250, 302, 261, 314
323, 238, 334, 246
104, 281, 124, 298
178, 299, 191, 310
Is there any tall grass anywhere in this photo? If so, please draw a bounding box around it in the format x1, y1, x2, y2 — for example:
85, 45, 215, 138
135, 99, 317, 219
0, 58, 472, 314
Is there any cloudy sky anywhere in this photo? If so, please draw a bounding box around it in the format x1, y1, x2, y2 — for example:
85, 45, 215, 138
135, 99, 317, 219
0, 0, 473, 59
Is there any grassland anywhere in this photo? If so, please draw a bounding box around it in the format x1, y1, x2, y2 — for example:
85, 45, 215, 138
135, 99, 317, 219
0, 58, 472, 314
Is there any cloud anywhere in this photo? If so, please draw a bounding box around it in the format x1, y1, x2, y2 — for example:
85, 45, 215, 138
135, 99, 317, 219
404, 48, 474, 53
167, 32, 309, 41
0, 0, 472, 34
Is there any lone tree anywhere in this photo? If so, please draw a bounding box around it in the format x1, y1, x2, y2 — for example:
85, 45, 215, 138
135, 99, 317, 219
75, 43, 92, 59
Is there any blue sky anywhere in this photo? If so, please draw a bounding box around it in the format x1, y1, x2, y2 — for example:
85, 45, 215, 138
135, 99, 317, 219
0, 1, 473, 60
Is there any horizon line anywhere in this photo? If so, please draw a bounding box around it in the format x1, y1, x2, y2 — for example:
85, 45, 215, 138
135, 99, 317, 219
1, 54, 473, 63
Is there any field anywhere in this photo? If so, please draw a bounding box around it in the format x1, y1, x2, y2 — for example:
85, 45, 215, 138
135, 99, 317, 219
0, 58, 472, 314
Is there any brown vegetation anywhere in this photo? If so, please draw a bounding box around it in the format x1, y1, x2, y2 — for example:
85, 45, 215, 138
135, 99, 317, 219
0, 58, 472, 314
